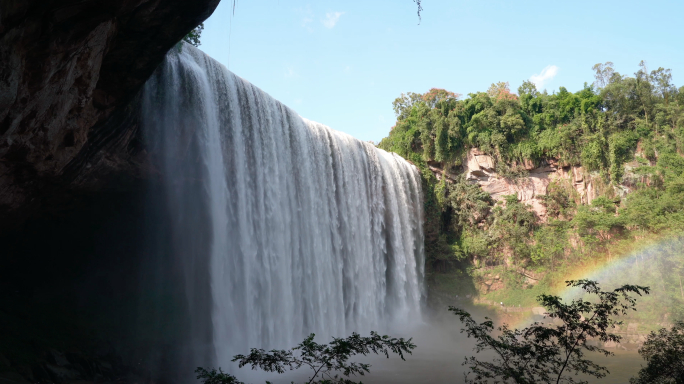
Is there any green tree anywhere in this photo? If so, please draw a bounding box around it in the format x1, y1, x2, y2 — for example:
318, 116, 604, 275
651, 67, 675, 106
540, 181, 575, 219
635, 60, 655, 123
489, 195, 538, 263
488, 82, 518, 101
196, 332, 415, 384
518, 80, 539, 98
392, 92, 424, 120
630, 322, 684, 384
422, 88, 461, 108
446, 176, 495, 232
592, 62, 615, 89
451, 280, 649, 384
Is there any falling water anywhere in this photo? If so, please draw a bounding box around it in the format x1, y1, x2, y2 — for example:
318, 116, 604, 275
142, 45, 425, 369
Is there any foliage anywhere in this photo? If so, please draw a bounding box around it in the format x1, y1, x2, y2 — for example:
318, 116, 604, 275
451, 280, 650, 384
530, 220, 568, 268
488, 82, 518, 101
540, 181, 575, 219
378, 60, 684, 272
392, 92, 423, 121
197, 332, 415, 384
631, 321, 684, 384
446, 176, 495, 231
183, 23, 205, 47
196, 367, 244, 384
489, 195, 537, 263
592, 62, 615, 89
423, 88, 462, 107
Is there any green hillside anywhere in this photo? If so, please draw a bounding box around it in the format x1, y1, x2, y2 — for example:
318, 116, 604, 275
379, 62, 684, 313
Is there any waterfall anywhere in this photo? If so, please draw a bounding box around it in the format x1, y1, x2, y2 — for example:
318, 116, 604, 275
142, 45, 425, 369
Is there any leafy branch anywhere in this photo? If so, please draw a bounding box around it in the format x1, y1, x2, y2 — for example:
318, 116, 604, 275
197, 332, 416, 384
452, 279, 649, 384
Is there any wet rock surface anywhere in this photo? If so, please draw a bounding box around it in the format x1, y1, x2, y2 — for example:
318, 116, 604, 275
0, 0, 220, 230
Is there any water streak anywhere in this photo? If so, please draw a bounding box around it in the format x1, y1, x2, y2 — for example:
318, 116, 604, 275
142, 45, 425, 368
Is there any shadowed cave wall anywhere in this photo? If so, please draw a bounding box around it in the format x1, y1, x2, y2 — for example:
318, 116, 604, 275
0, 180, 215, 383
0, 1, 221, 381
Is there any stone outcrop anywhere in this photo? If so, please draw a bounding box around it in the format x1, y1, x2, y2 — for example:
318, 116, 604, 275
430, 148, 621, 219
479, 272, 504, 294
464, 149, 603, 218
463, 149, 555, 217
0, 0, 220, 229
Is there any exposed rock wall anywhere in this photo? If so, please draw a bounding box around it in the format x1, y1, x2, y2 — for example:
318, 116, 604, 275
430, 148, 621, 219
0, 0, 220, 228
0, 4, 221, 378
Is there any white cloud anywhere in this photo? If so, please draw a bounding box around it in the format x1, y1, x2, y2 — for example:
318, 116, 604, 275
321, 11, 345, 28
297, 6, 314, 31
344, 65, 351, 73
285, 66, 297, 78
529, 65, 559, 91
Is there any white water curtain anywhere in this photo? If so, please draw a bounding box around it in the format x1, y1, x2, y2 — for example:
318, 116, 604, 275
143, 44, 425, 368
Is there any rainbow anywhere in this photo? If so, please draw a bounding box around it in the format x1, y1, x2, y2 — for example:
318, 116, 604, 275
510, 235, 684, 329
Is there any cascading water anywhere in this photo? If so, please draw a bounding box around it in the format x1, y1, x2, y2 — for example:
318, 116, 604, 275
142, 45, 425, 370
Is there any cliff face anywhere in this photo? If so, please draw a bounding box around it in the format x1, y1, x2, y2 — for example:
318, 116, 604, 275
0, 2, 221, 381
462, 149, 597, 218
428, 148, 640, 219
0, 0, 219, 228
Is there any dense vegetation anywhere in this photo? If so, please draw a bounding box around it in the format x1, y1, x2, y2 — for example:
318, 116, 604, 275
379, 62, 684, 286
631, 321, 684, 384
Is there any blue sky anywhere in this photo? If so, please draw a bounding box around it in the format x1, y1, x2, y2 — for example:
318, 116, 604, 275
200, 0, 683, 142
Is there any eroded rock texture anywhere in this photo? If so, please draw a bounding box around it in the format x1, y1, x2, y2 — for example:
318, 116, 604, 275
0, 0, 219, 229
428, 148, 636, 220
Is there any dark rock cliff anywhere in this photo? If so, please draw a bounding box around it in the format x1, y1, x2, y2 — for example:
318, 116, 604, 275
0, 1, 220, 382
0, 0, 220, 229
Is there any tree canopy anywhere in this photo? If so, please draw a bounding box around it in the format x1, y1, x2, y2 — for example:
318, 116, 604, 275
379, 61, 684, 274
